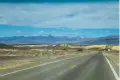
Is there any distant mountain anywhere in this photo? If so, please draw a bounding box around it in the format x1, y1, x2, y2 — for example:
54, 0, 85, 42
76, 35, 119, 45
0, 35, 84, 44
0, 35, 119, 45
0, 43, 14, 48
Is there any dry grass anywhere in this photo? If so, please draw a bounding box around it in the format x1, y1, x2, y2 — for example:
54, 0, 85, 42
111, 46, 120, 51
0, 60, 32, 70
60, 44, 82, 48
86, 45, 106, 49
14, 44, 50, 47
86, 45, 120, 51
0, 44, 99, 70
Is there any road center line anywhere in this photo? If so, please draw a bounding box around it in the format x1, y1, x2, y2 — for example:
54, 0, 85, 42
105, 57, 119, 80
0, 56, 77, 77
41, 63, 65, 73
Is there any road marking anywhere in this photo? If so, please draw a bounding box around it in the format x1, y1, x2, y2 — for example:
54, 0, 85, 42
30, 63, 65, 78
71, 65, 77, 68
0, 56, 77, 77
58, 68, 70, 75
41, 63, 65, 73
105, 57, 119, 80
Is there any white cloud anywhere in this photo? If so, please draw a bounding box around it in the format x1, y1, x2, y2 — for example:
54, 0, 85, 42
0, 3, 118, 28
16, 30, 23, 34
39, 30, 44, 33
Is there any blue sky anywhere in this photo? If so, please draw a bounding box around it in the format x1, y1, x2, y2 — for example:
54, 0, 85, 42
0, 0, 119, 37
0, 0, 118, 3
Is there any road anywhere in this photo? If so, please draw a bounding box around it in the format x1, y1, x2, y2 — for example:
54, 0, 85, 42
0, 53, 117, 80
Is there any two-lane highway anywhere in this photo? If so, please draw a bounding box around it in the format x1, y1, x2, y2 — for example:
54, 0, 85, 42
0, 53, 118, 80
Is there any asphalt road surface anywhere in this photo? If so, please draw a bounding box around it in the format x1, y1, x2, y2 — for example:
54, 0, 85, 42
0, 53, 117, 80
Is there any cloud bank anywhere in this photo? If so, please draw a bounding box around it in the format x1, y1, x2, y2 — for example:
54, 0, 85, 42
0, 3, 118, 28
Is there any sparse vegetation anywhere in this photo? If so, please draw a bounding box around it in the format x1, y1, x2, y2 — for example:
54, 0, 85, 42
77, 48, 83, 51
86, 45, 120, 52
0, 44, 100, 70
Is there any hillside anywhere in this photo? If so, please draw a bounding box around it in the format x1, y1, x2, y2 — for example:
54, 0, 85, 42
0, 35, 119, 45
78, 35, 119, 45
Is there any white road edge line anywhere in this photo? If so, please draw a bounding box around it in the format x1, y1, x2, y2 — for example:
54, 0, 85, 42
0, 56, 77, 77
105, 57, 119, 80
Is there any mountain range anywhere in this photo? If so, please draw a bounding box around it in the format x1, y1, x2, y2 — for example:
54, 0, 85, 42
0, 35, 119, 45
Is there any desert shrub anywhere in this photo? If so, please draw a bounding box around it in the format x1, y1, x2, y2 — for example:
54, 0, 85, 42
77, 48, 83, 51
88, 47, 101, 50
